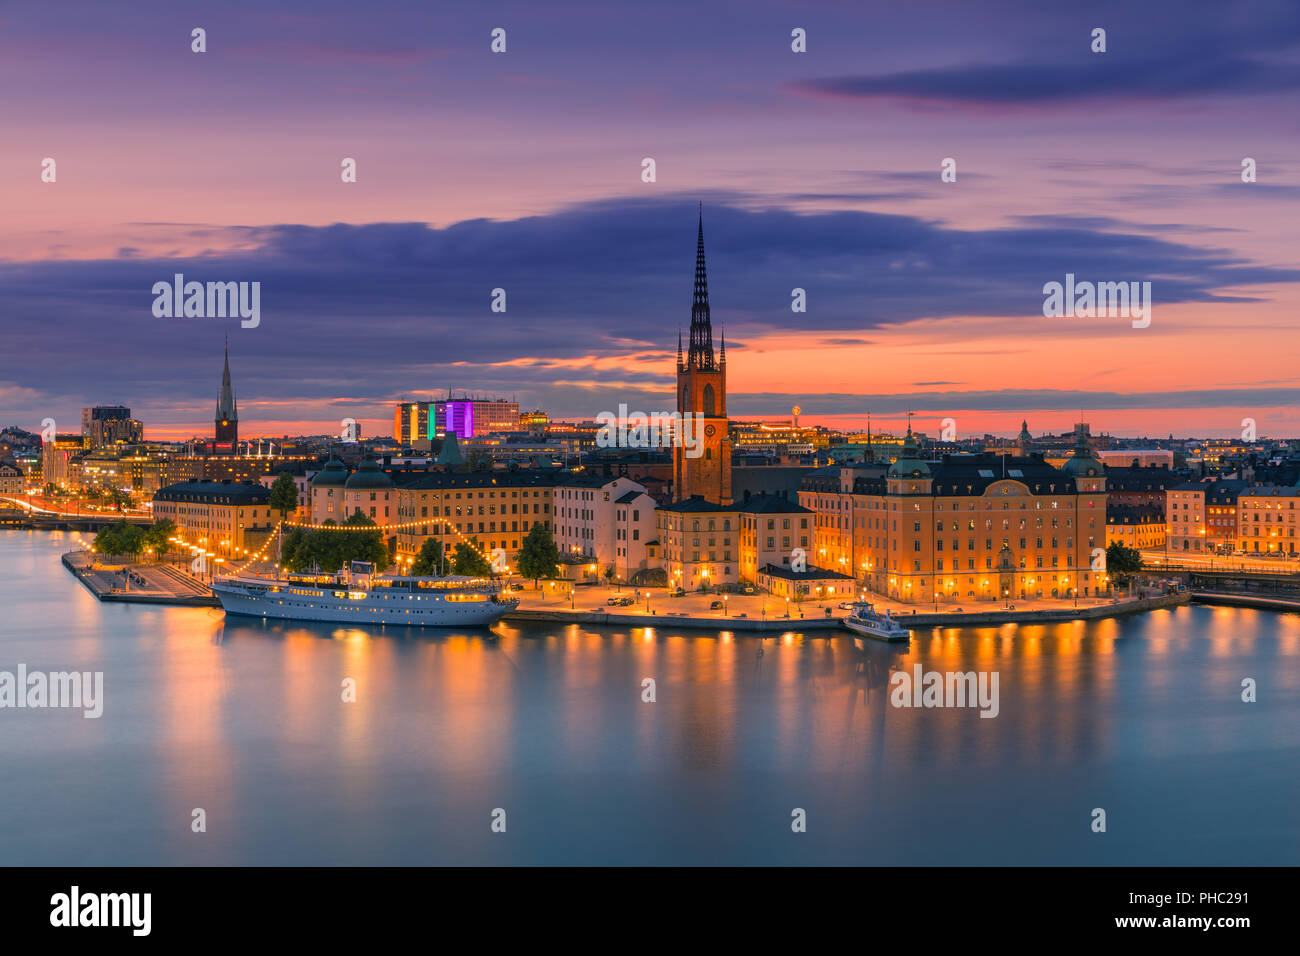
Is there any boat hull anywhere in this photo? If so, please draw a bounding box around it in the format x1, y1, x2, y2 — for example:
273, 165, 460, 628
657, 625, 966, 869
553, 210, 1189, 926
845, 618, 911, 644
213, 580, 516, 628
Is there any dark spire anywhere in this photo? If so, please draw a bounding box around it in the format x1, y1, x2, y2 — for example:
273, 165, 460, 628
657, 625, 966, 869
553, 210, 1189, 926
216, 335, 237, 422
719, 320, 726, 365
677, 327, 684, 371
687, 204, 715, 369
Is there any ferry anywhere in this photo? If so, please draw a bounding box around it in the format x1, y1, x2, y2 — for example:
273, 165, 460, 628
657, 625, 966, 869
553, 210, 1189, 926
843, 601, 911, 646
212, 561, 518, 627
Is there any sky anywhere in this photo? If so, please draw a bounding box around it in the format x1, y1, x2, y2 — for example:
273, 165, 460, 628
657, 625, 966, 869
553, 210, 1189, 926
1, 0, 1297, 442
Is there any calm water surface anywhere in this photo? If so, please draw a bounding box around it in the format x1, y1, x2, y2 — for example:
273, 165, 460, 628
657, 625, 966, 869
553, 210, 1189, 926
1, 530, 1297, 865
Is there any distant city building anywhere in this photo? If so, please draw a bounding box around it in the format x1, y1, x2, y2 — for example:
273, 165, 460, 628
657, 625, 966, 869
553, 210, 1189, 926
81, 406, 143, 450
519, 409, 549, 433
213, 341, 238, 453
0, 458, 23, 494
393, 401, 433, 445
433, 396, 520, 439
42, 434, 83, 489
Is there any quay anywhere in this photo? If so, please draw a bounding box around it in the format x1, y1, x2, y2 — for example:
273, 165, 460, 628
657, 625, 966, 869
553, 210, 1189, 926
503, 590, 1189, 634
62, 551, 219, 607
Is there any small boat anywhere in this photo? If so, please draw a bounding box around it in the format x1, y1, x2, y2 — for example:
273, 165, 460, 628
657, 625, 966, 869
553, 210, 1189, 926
843, 602, 910, 645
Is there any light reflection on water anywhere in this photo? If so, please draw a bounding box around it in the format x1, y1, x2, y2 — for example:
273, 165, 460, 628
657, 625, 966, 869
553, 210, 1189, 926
1, 530, 1297, 865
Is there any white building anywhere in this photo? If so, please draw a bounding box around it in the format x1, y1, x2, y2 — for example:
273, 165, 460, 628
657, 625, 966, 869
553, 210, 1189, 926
553, 474, 656, 582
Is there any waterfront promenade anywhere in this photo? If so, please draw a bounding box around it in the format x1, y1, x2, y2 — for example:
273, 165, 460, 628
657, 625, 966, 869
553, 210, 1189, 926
58, 549, 1192, 629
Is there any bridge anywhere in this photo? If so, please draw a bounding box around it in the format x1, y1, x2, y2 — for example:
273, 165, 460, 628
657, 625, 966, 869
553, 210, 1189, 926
1150, 562, 1300, 600
0, 497, 152, 532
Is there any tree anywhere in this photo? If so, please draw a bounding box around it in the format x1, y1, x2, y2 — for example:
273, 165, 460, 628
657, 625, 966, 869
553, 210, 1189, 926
93, 519, 145, 558
603, 564, 616, 588
451, 539, 493, 577
1105, 541, 1144, 584
516, 522, 559, 586
411, 538, 446, 576
141, 518, 176, 559
268, 472, 298, 524
281, 511, 389, 573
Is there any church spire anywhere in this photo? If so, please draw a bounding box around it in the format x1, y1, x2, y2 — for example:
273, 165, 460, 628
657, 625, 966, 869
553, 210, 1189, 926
677, 327, 684, 371
687, 203, 715, 369
216, 335, 237, 423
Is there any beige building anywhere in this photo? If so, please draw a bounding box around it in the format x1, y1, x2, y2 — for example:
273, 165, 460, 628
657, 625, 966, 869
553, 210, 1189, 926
799, 426, 1111, 604
393, 470, 558, 568
152, 480, 275, 560
1238, 487, 1300, 555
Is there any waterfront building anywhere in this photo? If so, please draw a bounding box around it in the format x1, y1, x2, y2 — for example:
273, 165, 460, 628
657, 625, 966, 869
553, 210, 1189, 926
0, 458, 23, 494
798, 424, 1110, 604
393, 470, 558, 568
552, 474, 656, 582
1106, 503, 1166, 551
152, 479, 274, 559
1238, 486, 1300, 555
342, 456, 395, 523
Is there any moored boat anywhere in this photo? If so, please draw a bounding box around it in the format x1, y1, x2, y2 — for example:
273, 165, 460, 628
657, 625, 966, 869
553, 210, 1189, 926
843, 601, 910, 645
212, 560, 518, 627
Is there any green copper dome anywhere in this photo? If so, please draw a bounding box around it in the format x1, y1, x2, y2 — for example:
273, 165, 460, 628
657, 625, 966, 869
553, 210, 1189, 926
344, 456, 394, 489
888, 430, 931, 478
1061, 424, 1104, 478
310, 456, 348, 487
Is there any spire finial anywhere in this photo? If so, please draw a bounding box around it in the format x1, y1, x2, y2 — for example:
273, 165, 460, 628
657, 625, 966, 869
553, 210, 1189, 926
687, 204, 714, 369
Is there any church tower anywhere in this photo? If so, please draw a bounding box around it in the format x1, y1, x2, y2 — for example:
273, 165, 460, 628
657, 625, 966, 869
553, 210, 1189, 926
215, 337, 238, 450
674, 208, 732, 504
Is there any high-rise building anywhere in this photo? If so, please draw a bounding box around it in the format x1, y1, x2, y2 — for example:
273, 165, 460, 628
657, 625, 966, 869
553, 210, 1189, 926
673, 209, 731, 504
214, 340, 238, 453
433, 396, 519, 438
81, 406, 143, 450
393, 401, 433, 444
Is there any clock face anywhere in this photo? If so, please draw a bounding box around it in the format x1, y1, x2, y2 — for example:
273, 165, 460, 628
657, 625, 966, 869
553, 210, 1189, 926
704, 424, 716, 437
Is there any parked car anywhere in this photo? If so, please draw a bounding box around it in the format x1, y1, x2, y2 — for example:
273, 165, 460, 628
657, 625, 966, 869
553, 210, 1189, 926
837, 601, 857, 610
709, 600, 724, 609
669, 589, 686, 598
609, 595, 634, 606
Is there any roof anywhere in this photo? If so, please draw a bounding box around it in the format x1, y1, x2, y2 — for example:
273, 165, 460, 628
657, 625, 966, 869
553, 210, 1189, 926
757, 563, 854, 581
310, 456, 349, 487
656, 493, 811, 514
154, 480, 270, 504
400, 470, 564, 491
344, 457, 394, 490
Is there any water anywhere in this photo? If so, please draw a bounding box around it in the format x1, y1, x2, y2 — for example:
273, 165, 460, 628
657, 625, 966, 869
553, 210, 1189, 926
1, 529, 1297, 865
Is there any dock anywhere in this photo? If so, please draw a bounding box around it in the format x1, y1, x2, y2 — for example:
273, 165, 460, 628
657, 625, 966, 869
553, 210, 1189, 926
62, 551, 220, 607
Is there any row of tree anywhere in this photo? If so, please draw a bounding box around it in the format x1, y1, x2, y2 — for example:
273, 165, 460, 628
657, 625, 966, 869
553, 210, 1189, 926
92, 518, 176, 558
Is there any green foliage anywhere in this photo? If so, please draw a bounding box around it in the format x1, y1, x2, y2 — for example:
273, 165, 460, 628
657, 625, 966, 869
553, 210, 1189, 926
1106, 541, 1144, 581
516, 522, 559, 584
139, 518, 176, 558
268, 472, 298, 520
281, 510, 389, 573
451, 539, 493, 576
411, 538, 446, 576
93, 519, 145, 557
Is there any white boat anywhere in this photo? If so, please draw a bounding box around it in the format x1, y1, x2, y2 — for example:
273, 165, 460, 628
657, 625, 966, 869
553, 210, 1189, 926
843, 601, 910, 645
212, 560, 518, 628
